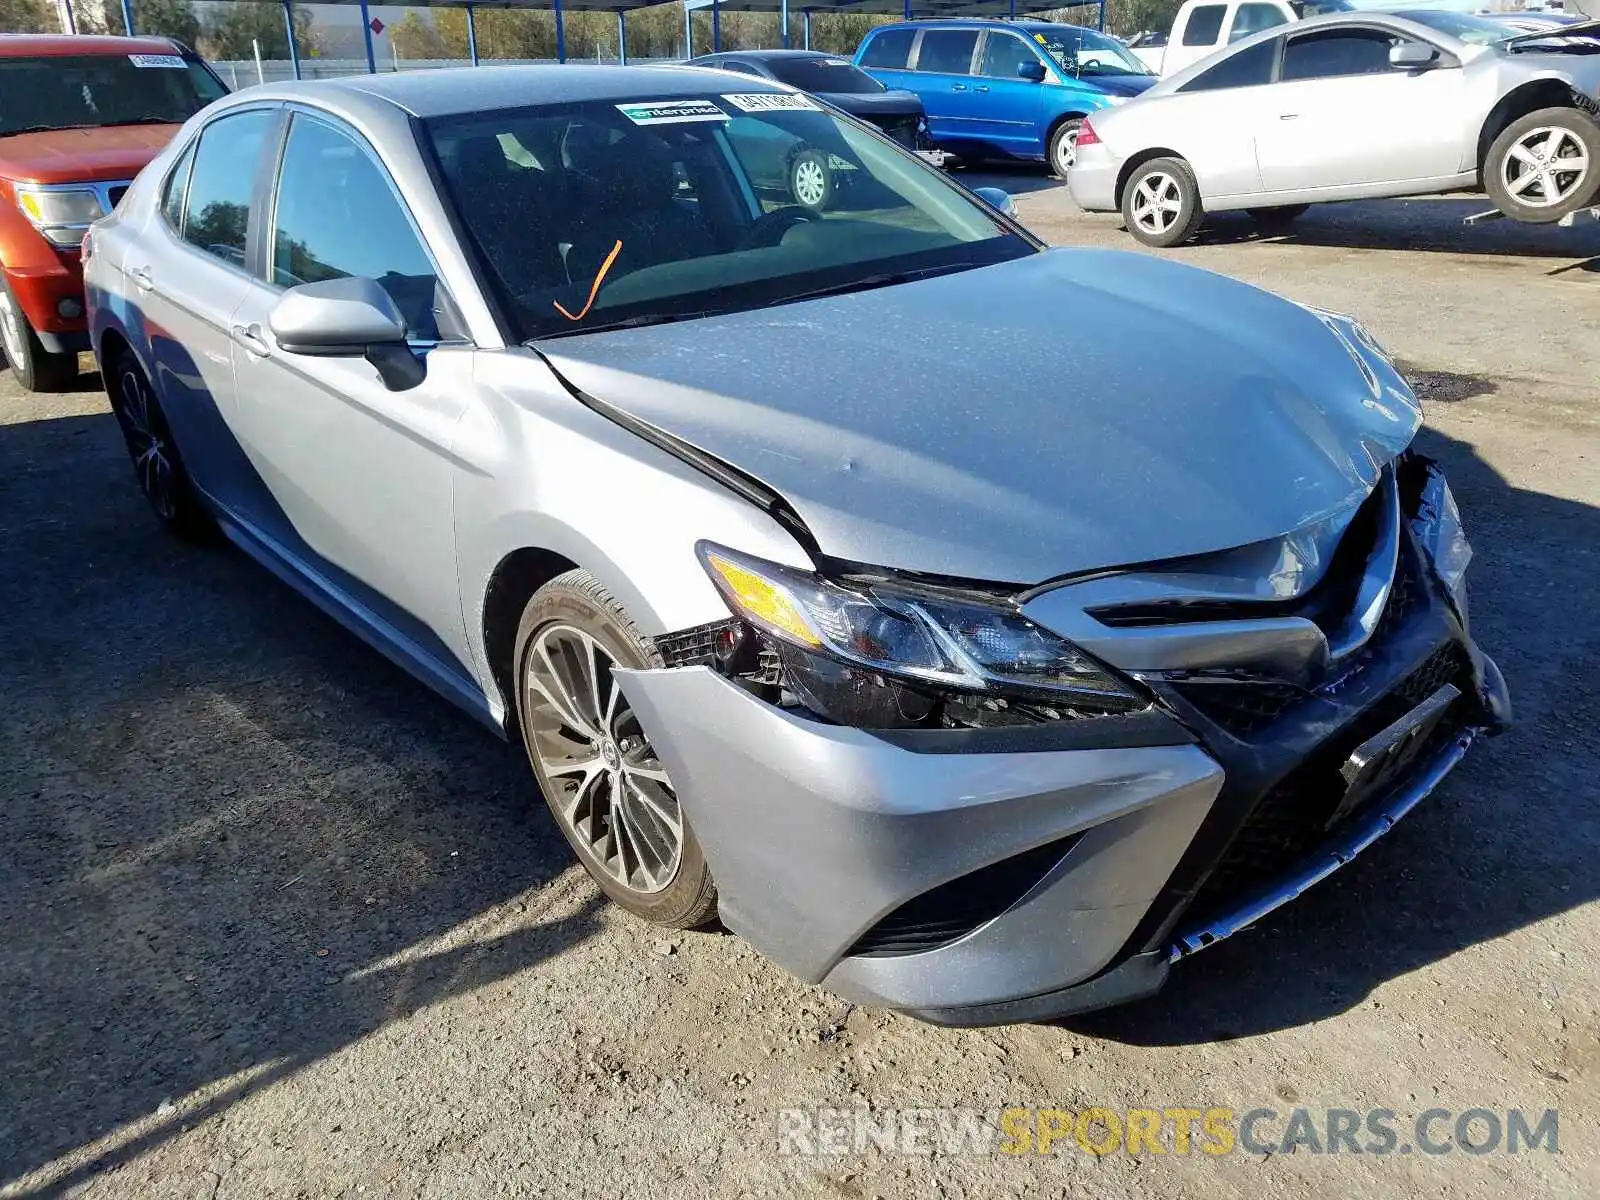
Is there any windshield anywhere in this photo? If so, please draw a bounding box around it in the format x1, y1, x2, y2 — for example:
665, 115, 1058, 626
425, 94, 1032, 341
766, 56, 885, 94
0, 53, 226, 137
1025, 25, 1154, 76
1391, 10, 1515, 44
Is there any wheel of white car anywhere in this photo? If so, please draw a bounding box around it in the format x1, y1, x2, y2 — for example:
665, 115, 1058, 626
106, 344, 213, 539
1485, 107, 1600, 224
1121, 157, 1204, 248
1049, 118, 1084, 178
789, 148, 834, 212
513, 569, 718, 928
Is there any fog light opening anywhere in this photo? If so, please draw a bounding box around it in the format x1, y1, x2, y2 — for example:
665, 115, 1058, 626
56, 297, 84, 320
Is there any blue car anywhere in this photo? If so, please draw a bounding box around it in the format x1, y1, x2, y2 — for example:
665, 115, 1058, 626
855, 19, 1157, 176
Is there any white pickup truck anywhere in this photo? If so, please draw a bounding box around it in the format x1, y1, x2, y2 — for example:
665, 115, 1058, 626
1126, 0, 1354, 75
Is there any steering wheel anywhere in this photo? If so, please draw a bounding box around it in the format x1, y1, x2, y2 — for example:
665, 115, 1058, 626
741, 206, 815, 250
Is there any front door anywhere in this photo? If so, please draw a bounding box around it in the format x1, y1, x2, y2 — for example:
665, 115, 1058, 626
126, 107, 277, 517
968, 31, 1047, 157
226, 110, 475, 678
1254, 26, 1468, 191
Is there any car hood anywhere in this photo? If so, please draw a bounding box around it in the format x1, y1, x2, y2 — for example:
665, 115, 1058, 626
822, 90, 924, 120
1085, 73, 1158, 98
538, 248, 1421, 584
0, 124, 180, 184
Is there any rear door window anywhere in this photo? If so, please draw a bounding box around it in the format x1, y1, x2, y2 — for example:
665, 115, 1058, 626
860, 28, 915, 69
1229, 2, 1289, 41
914, 30, 980, 75
1182, 4, 1229, 45
1178, 37, 1279, 90
180, 109, 274, 269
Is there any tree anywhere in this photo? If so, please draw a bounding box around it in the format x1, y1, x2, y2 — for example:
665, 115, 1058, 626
198, 2, 317, 60
0, 0, 51, 34
133, 0, 200, 45
391, 11, 447, 60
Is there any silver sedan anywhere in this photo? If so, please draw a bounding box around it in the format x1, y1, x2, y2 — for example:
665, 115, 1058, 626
85, 65, 1507, 1025
1070, 11, 1600, 245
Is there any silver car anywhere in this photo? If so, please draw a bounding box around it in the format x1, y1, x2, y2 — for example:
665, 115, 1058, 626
85, 65, 1508, 1025
1069, 11, 1600, 246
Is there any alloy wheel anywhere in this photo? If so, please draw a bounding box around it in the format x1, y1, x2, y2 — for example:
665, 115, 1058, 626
114, 364, 178, 521
1501, 126, 1591, 209
1055, 128, 1079, 175
1130, 172, 1183, 236
792, 157, 829, 208
525, 623, 683, 895
0, 290, 25, 367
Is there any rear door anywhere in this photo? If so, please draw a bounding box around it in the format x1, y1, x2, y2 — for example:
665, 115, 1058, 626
857, 26, 918, 92
126, 106, 278, 517
968, 30, 1047, 156
226, 109, 475, 676
1253, 25, 1468, 190
907, 28, 983, 146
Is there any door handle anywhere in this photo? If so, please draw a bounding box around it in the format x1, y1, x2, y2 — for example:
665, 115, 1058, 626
1278, 113, 1300, 120
129, 265, 154, 291
951, 83, 968, 91
230, 323, 269, 357
974, 84, 990, 92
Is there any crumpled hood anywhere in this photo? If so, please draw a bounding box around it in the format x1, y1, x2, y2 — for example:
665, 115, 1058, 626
0, 124, 180, 184
538, 248, 1421, 584
821, 90, 924, 122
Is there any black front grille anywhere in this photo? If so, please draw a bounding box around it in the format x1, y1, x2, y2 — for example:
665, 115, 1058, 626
847, 834, 1082, 958
1183, 641, 1473, 924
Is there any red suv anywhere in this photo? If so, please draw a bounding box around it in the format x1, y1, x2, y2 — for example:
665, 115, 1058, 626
0, 34, 226, 391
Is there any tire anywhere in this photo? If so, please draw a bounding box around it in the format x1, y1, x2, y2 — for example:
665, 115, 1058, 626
1484, 106, 1600, 224
1121, 157, 1204, 248
105, 345, 213, 539
513, 570, 718, 929
1248, 203, 1310, 231
789, 148, 834, 212
0, 280, 78, 393
1048, 117, 1084, 179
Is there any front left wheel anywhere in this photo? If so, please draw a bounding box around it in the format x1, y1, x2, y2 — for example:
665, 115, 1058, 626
106, 346, 213, 539
514, 570, 718, 929
1048, 117, 1084, 178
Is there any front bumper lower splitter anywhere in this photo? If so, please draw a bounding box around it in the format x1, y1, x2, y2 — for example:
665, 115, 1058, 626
1167, 725, 1482, 962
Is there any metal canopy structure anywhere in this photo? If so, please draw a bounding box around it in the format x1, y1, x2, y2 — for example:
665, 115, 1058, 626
103, 0, 1106, 79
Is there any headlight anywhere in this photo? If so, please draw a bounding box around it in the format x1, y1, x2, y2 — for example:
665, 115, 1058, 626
1410, 464, 1471, 624
697, 542, 1143, 726
1104, 95, 1129, 106
14, 186, 105, 247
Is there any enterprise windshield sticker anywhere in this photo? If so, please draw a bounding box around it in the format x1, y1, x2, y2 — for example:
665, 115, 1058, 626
721, 92, 820, 113
616, 99, 729, 125
128, 53, 187, 68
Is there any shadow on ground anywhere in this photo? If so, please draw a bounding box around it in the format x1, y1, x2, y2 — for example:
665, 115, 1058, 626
0, 406, 602, 1191
1066, 421, 1600, 1044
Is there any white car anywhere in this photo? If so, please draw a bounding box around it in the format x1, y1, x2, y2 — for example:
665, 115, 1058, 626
1068, 10, 1600, 245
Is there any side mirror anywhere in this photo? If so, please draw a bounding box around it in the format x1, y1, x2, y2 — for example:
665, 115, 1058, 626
268, 275, 425, 392
1389, 42, 1439, 70
1016, 59, 1048, 83
973, 186, 1017, 218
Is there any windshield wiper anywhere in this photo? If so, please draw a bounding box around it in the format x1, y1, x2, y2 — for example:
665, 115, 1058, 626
762, 262, 988, 308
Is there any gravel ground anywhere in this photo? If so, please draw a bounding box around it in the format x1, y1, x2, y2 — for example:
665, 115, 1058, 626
2, 182, 1597, 1200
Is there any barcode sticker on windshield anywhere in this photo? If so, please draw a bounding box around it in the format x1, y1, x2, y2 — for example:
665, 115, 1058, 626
721, 93, 820, 113
616, 99, 729, 125
128, 53, 187, 68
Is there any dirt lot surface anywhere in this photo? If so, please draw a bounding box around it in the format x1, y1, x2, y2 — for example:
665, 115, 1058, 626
2, 180, 1597, 1200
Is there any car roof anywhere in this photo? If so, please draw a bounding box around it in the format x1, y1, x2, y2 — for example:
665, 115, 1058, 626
0, 32, 184, 57
870, 17, 1093, 30
283, 63, 790, 119
699, 49, 838, 61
